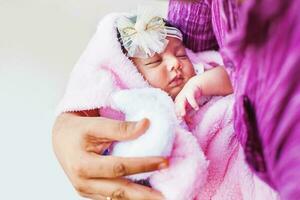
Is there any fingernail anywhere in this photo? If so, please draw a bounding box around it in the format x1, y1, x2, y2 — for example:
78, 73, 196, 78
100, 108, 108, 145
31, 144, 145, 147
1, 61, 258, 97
158, 160, 169, 169
134, 118, 150, 131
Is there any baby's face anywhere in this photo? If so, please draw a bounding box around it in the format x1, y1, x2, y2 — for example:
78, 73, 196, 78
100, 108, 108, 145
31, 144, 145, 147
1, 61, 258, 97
131, 37, 195, 99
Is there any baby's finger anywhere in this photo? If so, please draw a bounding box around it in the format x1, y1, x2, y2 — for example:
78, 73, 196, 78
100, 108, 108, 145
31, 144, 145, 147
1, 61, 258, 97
186, 94, 199, 110
175, 97, 186, 117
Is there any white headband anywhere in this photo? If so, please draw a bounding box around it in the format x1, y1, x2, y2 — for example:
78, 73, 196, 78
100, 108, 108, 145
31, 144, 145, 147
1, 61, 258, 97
116, 10, 183, 58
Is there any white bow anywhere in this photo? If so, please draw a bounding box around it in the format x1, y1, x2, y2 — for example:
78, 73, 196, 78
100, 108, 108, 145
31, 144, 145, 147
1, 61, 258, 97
116, 8, 168, 58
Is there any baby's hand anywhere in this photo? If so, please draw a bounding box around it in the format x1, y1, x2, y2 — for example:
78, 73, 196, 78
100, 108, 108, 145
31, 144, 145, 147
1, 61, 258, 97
175, 76, 202, 117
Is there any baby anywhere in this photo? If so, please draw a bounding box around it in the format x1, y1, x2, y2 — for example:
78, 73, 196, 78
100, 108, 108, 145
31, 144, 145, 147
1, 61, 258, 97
116, 14, 233, 118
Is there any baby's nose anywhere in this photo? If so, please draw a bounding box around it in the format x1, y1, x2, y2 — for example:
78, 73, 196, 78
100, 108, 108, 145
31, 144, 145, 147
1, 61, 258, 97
167, 57, 181, 71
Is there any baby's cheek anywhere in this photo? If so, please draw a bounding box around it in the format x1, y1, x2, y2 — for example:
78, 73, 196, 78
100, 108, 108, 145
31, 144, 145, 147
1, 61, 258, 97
145, 70, 168, 89
182, 60, 194, 74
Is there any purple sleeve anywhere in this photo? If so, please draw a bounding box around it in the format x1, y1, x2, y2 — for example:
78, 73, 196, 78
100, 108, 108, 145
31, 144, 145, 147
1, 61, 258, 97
167, 0, 219, 52
224, 0, 300, 199
211, 0, 238, 48
167, 0, 238, 51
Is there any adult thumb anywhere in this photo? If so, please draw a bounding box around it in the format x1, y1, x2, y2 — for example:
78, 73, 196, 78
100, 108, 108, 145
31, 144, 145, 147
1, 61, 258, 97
84, 117, 150, 141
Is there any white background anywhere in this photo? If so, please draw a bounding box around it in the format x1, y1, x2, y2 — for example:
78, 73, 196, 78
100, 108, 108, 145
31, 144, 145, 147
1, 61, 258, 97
0, 0, 167, 199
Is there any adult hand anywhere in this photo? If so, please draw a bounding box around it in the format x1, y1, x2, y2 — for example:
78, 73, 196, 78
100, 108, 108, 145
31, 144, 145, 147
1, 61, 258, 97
52, 112, 167, 200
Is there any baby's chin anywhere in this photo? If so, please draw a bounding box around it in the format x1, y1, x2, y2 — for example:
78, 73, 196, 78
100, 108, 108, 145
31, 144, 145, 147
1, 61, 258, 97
168, 85, 184, 100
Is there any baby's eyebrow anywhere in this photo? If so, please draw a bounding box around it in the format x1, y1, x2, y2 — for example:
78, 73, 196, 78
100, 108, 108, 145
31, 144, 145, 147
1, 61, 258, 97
175, 43, 185, 51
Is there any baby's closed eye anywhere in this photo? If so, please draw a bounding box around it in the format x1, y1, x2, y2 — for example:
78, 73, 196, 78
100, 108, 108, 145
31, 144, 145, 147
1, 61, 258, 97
145, 59, 162, 67
175, 48, 188, 59
176, 54, 188, 59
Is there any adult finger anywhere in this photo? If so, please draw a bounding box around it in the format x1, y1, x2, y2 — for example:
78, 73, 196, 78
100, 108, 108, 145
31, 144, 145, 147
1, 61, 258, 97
83, 117, 150, 141
78, 192, 106, 200
82, 178, 164, 200
78, 154, 168, 178
85, 142, 112, 155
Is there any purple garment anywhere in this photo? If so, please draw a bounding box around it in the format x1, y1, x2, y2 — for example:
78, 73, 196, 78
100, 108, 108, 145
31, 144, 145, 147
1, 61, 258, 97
168, 0, 219, 51
210, 0, 238, 48
224, 0, 300, 199
168, 0, 300, 199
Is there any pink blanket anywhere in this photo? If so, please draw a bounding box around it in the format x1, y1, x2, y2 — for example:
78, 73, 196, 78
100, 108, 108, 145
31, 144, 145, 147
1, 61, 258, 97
57, 13, 278, 199
189, 96, 278, 199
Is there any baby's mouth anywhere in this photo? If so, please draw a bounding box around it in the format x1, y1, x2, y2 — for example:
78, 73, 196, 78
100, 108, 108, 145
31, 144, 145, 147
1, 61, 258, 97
169, 76, 184, 87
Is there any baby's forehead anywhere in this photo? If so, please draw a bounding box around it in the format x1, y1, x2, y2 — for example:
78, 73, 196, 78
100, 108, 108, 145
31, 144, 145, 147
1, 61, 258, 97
166, 36, 185, 47
153, 39, 184, 57
161, 37, 186, 54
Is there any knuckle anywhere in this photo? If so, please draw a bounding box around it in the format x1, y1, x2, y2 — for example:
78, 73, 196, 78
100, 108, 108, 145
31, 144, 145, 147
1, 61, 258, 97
118, 121, 130, 135
77, 191, 89, 198
113, 162, 127, 177
111, 188, 128, 200
74, 181, 88, 194
72, 164, 87, 178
